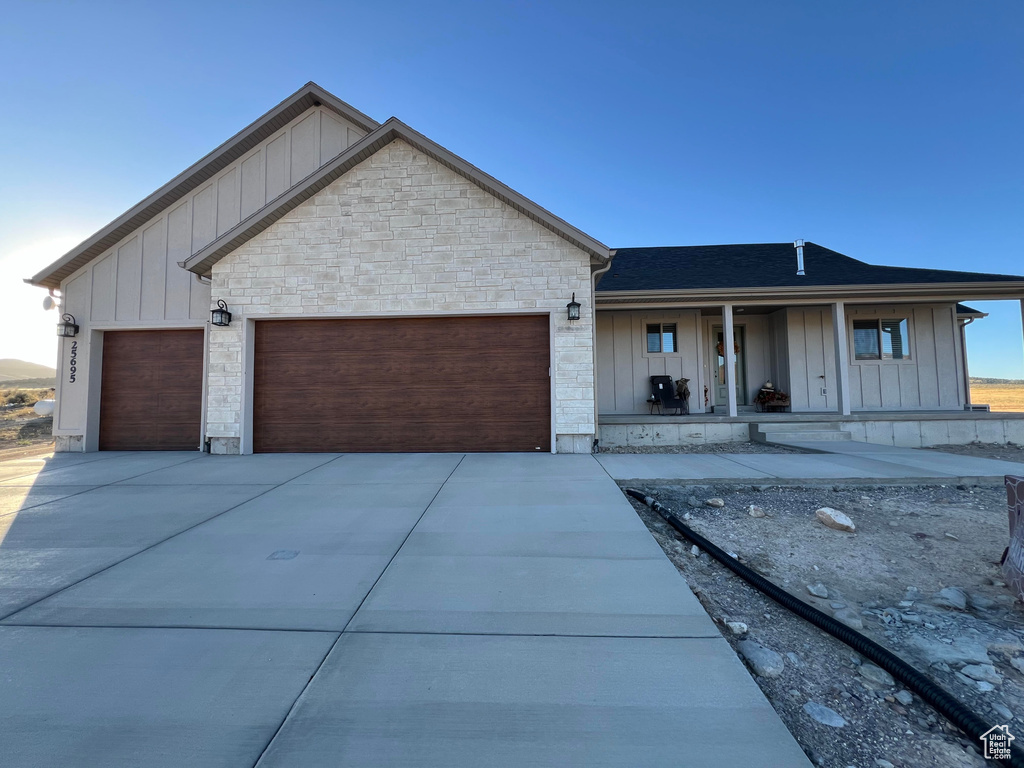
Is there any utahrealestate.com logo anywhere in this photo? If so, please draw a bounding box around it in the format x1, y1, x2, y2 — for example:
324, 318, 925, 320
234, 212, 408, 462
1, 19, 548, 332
980, 724, 1015, 761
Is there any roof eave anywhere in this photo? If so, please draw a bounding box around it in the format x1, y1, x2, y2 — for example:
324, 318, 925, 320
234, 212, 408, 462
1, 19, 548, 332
184, 118, 611, 275
27, 82, 381, 290
595, 281, 1024, 306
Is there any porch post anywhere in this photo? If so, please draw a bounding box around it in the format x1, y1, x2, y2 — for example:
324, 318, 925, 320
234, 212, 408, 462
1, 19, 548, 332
722, 304, 738, 417
831, 301, 852, 416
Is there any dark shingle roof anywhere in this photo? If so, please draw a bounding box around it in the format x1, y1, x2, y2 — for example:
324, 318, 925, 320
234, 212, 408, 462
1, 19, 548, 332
597, 243, 1024, 292
956, 303, 986, 316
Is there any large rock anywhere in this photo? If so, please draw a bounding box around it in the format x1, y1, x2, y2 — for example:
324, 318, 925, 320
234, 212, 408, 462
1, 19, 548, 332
833, 608, 864, 630
705, 498, 725, 508
802, 700, 846, 727
738, 640, 785, 678
905, 635, 991, 666
858, 663, 896, 687
747, 505, 766, 518
931, 587, 968, 611
961, 663, 1001, 685
807, 582, 829, 598
815, 507, 855, 532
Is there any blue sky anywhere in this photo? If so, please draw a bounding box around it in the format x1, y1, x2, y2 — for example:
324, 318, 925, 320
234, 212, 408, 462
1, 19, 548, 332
1, 1, 1022, 376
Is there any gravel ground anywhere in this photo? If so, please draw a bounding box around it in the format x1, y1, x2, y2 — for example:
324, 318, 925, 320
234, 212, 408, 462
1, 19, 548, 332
924, 442, 1024, 462
623, 482, 1024, 768
600, 440, 801, 454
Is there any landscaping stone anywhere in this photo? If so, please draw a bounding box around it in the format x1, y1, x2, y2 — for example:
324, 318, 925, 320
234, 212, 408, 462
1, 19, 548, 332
833, 608, 864, 630
932, 586, 968, 611
807, 583, 829, 598
815, 507, 855, 532
705, 498, 725, 508
738, 640, 785, 678
960, 663, 1001, 685
725, 621, 748, 635
747, 504, 766, 517
905, 636, 991, 666
802, 701, 846, 727
858, 663, 896, 687
895, 690, 914, 706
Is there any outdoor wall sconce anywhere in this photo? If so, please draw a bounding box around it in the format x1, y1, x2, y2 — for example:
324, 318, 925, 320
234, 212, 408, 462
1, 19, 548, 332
57, 313, 79, 338
566, 293, 581, 322
211, 300, 232, 327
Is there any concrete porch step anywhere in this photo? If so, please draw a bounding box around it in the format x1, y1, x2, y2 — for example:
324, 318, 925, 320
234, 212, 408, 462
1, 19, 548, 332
750, 422, 851, 444
761, 430, 853, 443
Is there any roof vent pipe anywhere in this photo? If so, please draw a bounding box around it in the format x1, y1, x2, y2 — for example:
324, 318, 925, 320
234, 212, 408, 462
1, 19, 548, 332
794, 239, 806, 276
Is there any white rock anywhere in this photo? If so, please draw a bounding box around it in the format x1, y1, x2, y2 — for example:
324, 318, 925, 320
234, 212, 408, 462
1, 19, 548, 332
875, 761, 894, 768
802, 700, 846, 727
905, 636, 991, 666
932, 586, 968, 611
1011, 657, 1024, 674
725, 621, 748, 636
747, 504, 766, 518
738, 640, 785, 678
858, 663, 895, 687
690, 545, 700, 557
960, 663, 1001, 685
706, 498, 725, 508
815, 507, 855, 532
895, 690, 913, 706
833, 608, 864, 630
807, 583, 829, 598
976, 681, 996, 692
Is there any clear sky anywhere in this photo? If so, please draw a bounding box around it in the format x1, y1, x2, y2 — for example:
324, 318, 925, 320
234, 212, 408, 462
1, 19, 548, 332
1, 1, 1021, 376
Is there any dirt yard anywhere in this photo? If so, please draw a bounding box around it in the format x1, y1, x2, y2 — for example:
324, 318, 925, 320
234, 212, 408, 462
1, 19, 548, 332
624, 482, 1023, 768
0, 388, 55, 457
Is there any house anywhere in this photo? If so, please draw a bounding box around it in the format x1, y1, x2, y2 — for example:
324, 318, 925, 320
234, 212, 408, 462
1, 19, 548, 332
27, 84, 1024, 454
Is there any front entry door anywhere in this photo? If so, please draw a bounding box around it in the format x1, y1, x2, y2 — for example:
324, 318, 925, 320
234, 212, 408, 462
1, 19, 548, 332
713, 325, 747, 407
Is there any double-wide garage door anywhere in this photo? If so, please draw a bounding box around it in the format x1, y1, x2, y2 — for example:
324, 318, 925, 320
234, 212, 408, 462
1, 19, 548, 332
99, 330, 205, 451
253, 316, 551, 453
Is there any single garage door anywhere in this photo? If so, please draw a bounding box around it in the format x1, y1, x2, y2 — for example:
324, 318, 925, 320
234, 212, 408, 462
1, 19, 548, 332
99, 329, 204, 451
253, 316, 551, 453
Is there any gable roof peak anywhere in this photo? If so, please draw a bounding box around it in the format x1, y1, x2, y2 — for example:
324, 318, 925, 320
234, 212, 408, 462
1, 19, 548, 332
28, 82, 379, 289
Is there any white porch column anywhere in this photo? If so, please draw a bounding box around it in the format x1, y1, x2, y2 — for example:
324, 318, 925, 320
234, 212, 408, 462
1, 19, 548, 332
722, 304, 738, 417
831, 301, 852, 416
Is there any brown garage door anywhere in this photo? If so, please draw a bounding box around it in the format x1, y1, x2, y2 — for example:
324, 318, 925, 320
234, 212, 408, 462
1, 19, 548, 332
253, 316, 551, 453
99, 329, 204, 451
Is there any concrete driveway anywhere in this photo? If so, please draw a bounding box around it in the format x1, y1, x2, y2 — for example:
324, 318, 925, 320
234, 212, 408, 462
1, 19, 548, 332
0, 451, 810, 767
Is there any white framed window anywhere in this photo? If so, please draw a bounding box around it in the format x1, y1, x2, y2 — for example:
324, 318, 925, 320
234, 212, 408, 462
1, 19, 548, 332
853, 319, 910, 361
646, 323, 678, 354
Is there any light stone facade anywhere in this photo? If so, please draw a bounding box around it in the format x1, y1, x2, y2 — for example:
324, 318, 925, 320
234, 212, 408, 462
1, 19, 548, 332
206, 138, 597, 453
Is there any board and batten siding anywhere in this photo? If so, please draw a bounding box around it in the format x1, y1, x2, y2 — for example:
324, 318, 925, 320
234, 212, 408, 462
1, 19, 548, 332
596, 310, 705, 414
52, 106, 368, 447
845, 303, 964, 411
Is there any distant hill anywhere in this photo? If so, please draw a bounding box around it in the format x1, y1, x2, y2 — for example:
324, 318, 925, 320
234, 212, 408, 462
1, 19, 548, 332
0, 359, 57, 384
970, 377, 1024, 386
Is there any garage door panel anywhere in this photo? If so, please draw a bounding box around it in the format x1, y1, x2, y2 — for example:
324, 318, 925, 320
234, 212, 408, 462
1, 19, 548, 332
253, 316, 551, 453
99, 330, 204, 451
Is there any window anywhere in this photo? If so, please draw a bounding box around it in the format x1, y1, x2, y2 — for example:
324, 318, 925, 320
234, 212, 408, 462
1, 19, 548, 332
853, 319, 909, 360
646, 323, 677, 353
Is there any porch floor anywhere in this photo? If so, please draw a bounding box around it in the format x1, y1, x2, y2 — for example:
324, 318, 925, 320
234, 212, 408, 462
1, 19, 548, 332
599, 410, 1024, 425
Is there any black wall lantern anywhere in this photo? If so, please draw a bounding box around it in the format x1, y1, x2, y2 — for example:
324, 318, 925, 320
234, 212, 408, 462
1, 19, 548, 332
57, 313, 79, 338
566, 293, 581, 322
211, 300, 232, 327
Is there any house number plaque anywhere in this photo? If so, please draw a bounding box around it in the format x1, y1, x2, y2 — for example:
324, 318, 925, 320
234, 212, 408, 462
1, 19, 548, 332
68, 341, 78, 383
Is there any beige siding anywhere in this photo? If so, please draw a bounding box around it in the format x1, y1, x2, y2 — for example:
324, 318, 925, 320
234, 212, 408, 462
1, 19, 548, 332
845, 303, 964, 410
596, 310, 704, 414
52, 105, 369, 443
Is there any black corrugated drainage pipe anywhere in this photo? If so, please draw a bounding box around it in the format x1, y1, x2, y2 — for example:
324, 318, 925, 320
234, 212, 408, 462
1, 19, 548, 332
624, 488, 1024, 768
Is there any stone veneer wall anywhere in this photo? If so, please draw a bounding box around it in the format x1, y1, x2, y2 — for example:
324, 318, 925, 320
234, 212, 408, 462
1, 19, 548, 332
205, 139, 596, 453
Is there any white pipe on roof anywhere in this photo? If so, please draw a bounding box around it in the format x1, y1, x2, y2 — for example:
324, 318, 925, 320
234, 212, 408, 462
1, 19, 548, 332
795, 239, 805, 276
